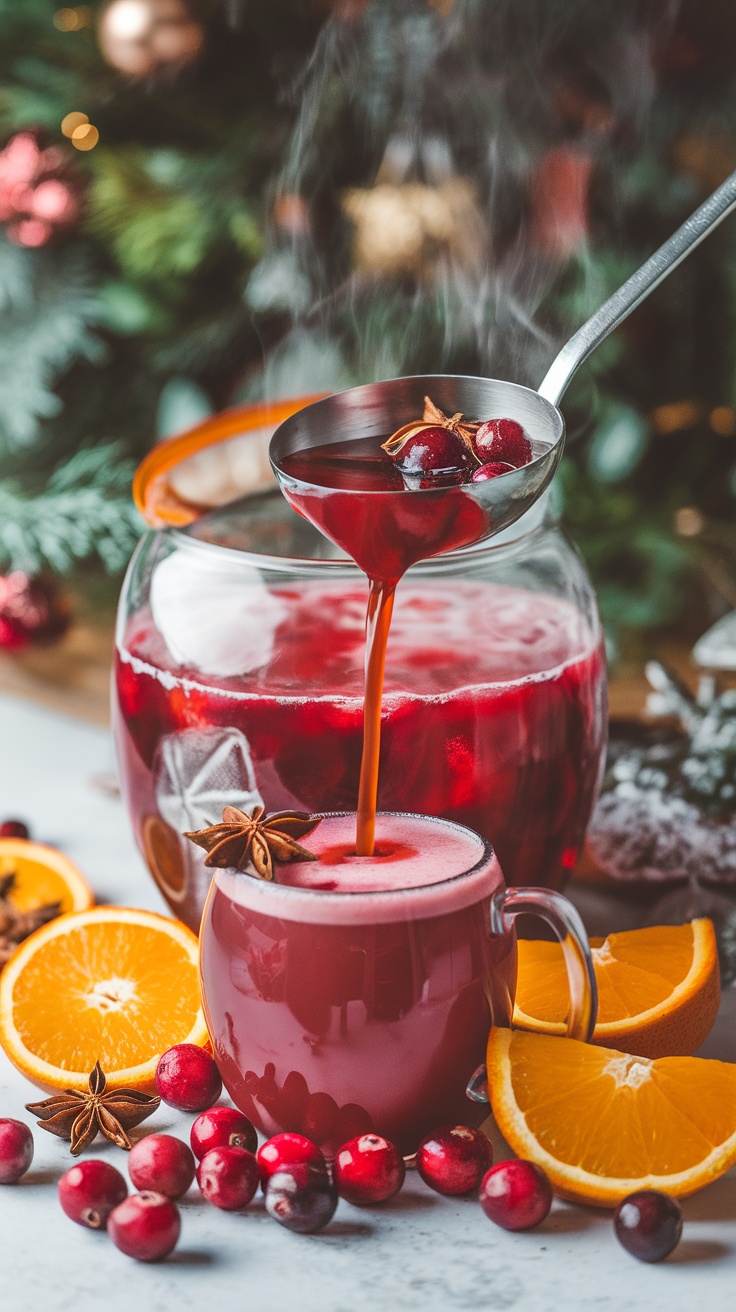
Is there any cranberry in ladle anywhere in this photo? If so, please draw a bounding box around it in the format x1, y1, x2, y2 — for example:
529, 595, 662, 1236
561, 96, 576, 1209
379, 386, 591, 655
473, 418, 532, 467
471, 461, 515, 482
396, 427, 474, 483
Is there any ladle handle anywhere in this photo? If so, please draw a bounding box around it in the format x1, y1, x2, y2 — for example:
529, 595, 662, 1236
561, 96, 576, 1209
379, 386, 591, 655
538, 168, 736, 407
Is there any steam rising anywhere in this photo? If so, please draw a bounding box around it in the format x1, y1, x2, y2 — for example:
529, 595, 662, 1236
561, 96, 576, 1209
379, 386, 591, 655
245, 0, 680, 400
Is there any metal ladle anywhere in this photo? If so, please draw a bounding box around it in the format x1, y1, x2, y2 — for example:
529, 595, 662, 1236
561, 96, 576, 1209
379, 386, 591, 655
270, 168, 736, 556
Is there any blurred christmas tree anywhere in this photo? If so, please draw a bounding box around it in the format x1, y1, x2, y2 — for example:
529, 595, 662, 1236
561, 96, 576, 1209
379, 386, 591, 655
2, 0, 736, 658
0, 0, 323, 594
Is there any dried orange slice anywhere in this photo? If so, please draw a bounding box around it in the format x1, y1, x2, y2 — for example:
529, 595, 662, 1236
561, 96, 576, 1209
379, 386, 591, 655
487, 1028, 736, 1206
0, 906, 208, 1092
141, 815, 187, 904
0, 838, 93, 917
512, 920, 719, 1059
134, 396, 326, 527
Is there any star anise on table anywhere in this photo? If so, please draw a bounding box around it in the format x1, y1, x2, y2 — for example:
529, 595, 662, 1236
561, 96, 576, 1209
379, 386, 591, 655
0, 872, 61, 966
184, 805, 321, 881
381, 394, 479, 459
26, 1061, 160, 1156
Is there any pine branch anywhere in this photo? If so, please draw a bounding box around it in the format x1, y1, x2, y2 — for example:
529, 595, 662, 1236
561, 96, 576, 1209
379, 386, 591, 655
0, 444, 142, 576
0, 237, 103, 450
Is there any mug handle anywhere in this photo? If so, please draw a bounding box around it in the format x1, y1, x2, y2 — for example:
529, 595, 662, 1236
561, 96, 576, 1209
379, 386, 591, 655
466, 886, 599, 1105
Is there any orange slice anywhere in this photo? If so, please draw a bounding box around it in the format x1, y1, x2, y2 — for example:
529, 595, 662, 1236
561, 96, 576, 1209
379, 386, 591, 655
134, 396, 326, 527
512, 919, 719, 1059
0, 838, 93, 917
487, 1028, 736, 1206
0, 906, 208, 1092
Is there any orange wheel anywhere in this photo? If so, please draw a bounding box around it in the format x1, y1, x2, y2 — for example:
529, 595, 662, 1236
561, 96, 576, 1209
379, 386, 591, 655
0, 906, 208, 1092
0, 838, 93, 918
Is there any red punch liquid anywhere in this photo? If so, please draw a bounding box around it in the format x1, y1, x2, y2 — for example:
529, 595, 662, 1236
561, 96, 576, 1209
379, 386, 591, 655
280, 436, 491, 854
114, 578, 606, 931
199, 812, 511, 1155
279, 437, 488, 581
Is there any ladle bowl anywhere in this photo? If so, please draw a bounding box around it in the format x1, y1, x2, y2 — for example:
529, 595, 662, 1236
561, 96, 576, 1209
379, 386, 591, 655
271, 166, 736, 564
269, 376, 564, 572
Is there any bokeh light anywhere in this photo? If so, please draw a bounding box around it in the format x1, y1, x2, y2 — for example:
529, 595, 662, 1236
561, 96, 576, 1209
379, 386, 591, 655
71, 123, 99, 151
53, 6, 92, 31
61, 111, 89, 138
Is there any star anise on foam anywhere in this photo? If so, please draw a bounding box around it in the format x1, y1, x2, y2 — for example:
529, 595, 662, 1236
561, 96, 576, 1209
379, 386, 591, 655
0, 872, 61, 966
26, 1061, 160, 1156
184, 805, 321, 882
381, 394, 479, 459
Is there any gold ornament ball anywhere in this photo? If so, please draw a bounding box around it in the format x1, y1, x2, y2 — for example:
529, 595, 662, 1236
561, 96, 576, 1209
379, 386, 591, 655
98, 0, 205, 78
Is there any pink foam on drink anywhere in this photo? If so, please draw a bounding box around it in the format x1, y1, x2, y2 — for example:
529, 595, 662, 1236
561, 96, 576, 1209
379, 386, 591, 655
213, 812, 501, 925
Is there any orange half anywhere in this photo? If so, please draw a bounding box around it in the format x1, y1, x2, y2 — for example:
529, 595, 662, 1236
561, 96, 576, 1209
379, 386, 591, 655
134, 396, 327, 527
513, 919, 720, 1058
488, 1027, 736, 1206
0, 906, 208, 1091
0, 838, 93, 917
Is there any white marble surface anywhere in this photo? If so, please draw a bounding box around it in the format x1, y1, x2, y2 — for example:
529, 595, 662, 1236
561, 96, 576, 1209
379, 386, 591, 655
0, 692, 735, 1312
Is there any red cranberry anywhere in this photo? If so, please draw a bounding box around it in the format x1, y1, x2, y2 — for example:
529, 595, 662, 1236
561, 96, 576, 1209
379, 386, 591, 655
416, 1125, 492, 1196
265, 1161, 337, 1233
128, 1133, 195, 1199
58, 1159, 127, 1229
334, 1134, 405, 1206
155, 1044, 222, 1112
471, 461, 515, 482
197, 1146, 260, 1210
257, 1132, 325, 1189
191, 1106, 257, 1160
614, 1190, 683, 1263
480, 1159, 552, 1231
472, 418, 532, 467
108, 1191, 181, 1261
0, 1118, 33, 1183
396, 427, 473, 483
0, 820, 29, 840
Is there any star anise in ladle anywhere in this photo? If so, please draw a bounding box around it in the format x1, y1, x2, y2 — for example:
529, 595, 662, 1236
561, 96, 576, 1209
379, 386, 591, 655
184, 805, 321, 881
381, 394, 479, 460
26, 1061, 160, 1155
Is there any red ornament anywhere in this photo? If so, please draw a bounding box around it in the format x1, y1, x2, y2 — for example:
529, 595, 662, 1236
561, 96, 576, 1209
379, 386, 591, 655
531, 148, 593, 259
0, 573, 71, 651
0, 133, 81, 248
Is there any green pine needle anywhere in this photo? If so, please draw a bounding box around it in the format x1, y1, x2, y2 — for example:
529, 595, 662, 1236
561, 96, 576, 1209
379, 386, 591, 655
0, 238, 103, 450
0, 444, 142, 575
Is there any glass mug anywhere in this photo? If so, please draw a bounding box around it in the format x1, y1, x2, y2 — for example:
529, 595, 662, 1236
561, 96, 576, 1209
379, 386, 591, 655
199, 812, 597, 1156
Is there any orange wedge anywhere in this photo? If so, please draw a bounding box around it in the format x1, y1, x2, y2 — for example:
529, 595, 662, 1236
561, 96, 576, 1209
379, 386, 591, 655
512, 920, 719, 1059
488, 1028, 736, 1206
134, 396, 326, 527
0, 906, 208, 1092
0, 838, 93, 918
